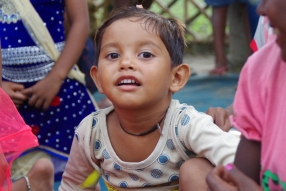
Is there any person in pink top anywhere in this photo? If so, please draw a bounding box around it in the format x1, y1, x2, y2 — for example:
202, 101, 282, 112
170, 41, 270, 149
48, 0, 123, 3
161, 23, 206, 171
205, 0, 286, 190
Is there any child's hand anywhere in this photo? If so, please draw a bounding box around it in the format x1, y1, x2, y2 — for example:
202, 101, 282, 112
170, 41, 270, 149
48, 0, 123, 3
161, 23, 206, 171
21, 74, 63, 110
1, 81, 28, 107
206, 164, 262, 191
206, 107, 231, 132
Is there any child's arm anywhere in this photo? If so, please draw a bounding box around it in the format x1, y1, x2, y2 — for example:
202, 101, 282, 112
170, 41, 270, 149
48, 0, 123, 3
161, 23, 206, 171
234, 136, 261, 184
59, 138, 95, 191
59, 116, 99, 191
178, 110, 240, 166
22, 0, 89, 110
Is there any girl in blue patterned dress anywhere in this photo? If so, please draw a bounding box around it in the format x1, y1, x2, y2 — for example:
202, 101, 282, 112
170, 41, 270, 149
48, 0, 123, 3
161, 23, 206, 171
0, 0, 97, 181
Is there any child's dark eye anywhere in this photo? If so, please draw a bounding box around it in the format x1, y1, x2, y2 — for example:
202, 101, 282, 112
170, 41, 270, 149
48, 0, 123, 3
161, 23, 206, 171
139, 52, 153, 58
107, 53, 119, 59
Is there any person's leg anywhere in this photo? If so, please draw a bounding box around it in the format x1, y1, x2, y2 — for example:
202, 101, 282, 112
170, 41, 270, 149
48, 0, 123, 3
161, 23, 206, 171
210, 5, 229, 75
179, 158, 214, 191
11, 150, 51, 181
240, 3, 251, 51
12, 158, 54, 191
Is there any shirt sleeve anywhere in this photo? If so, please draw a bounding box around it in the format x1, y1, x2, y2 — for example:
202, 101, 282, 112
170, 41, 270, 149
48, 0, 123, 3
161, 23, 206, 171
59, 115, 100, 191
231, 54, 266, 142
178, 108, 240, 166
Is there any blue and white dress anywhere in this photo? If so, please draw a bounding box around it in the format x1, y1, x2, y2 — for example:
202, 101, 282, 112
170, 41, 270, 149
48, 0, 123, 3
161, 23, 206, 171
0, 0, 97, 176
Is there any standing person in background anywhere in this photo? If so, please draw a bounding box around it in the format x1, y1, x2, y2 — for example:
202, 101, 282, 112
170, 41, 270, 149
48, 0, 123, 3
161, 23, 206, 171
0, 0, 97, 181
205, 0, 251, 75
64, 11, 112, 109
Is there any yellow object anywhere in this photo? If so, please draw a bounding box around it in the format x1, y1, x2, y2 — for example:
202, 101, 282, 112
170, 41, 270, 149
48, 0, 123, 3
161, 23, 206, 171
80, 170, 100, 189
105, 181, 119, 191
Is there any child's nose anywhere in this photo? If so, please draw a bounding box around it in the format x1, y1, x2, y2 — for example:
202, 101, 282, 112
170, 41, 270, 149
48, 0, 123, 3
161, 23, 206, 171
119, 56, 135, 70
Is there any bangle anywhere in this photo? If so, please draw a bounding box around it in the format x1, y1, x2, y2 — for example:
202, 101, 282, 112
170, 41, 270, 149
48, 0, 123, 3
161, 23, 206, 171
23, 175, 32, 191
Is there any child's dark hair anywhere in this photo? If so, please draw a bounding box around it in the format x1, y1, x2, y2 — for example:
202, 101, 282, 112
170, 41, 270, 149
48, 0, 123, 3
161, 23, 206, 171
94, 6, 186, 67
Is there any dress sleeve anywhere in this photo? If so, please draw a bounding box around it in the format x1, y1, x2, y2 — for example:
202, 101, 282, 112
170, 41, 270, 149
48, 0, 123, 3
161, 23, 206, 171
59, 115, 100, 191
178, 109, 240, 166
231, 54, 266, 142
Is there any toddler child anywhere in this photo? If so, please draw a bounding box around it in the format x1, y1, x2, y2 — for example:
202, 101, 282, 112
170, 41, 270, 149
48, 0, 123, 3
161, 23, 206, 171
59, 6, 240, 190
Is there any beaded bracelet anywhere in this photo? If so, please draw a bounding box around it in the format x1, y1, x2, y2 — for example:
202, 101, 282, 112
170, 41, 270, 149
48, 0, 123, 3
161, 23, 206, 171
23, 176, 32, 191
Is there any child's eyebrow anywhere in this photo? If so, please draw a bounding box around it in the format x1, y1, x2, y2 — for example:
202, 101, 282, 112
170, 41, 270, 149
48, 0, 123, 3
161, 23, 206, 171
137, 41, 162, 51
101, 41, 162, 51
101, 42, 118, 51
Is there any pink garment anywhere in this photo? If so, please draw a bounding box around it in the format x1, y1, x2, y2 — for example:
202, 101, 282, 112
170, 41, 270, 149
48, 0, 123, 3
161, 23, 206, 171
232, 40, 286, 190
0, 88, 38, 191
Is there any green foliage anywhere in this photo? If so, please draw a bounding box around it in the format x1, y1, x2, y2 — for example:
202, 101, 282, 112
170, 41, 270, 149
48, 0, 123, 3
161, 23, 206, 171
149, 0, 212, 41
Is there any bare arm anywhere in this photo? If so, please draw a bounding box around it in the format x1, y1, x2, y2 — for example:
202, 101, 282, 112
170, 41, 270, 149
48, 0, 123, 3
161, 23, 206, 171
22, 0, 89, 110
234, 136, 261, 184
59, 116, 98, 191
206, 164, 262, 191
206, 137, 261, 191
51, 0, 89, 80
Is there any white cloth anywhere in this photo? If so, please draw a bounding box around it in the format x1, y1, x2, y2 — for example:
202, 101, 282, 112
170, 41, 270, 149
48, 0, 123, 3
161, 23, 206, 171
59, 99, 239, 190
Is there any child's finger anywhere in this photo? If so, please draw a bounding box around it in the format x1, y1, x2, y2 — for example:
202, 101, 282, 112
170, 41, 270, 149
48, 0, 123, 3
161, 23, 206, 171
21, 87, 33, 97
224, 164, 262, 191
13, 91, 28, 101
12, 99, 25, 107
206, 165, 237, 191
10, 83, 25, 91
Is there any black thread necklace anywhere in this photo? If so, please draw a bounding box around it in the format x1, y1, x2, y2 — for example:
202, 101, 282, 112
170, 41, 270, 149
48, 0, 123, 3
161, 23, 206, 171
119, 115, 165, 136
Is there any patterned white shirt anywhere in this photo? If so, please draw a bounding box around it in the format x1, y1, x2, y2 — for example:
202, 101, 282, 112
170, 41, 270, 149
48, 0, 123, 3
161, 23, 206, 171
59, 99, 239, 191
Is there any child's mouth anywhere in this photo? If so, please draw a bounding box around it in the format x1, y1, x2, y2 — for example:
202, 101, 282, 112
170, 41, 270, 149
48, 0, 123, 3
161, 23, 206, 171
118, 79, 140, 86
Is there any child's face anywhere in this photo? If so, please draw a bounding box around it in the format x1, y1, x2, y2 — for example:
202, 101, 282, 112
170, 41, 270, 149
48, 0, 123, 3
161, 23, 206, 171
257, 0, 286, 61
92, 18, 175, 108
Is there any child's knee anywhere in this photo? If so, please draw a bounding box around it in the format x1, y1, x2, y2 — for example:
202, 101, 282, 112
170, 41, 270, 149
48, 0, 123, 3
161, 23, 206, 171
180, 158, 214, 175
179, 158, 214, 190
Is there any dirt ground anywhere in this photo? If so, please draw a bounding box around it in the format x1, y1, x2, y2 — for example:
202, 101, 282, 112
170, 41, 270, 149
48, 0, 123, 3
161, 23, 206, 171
184, 54, 215, 76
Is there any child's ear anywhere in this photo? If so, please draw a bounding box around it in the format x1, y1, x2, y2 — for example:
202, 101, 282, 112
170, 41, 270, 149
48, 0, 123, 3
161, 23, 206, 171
90, 66, 104, 94
169, 63, 191, 93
